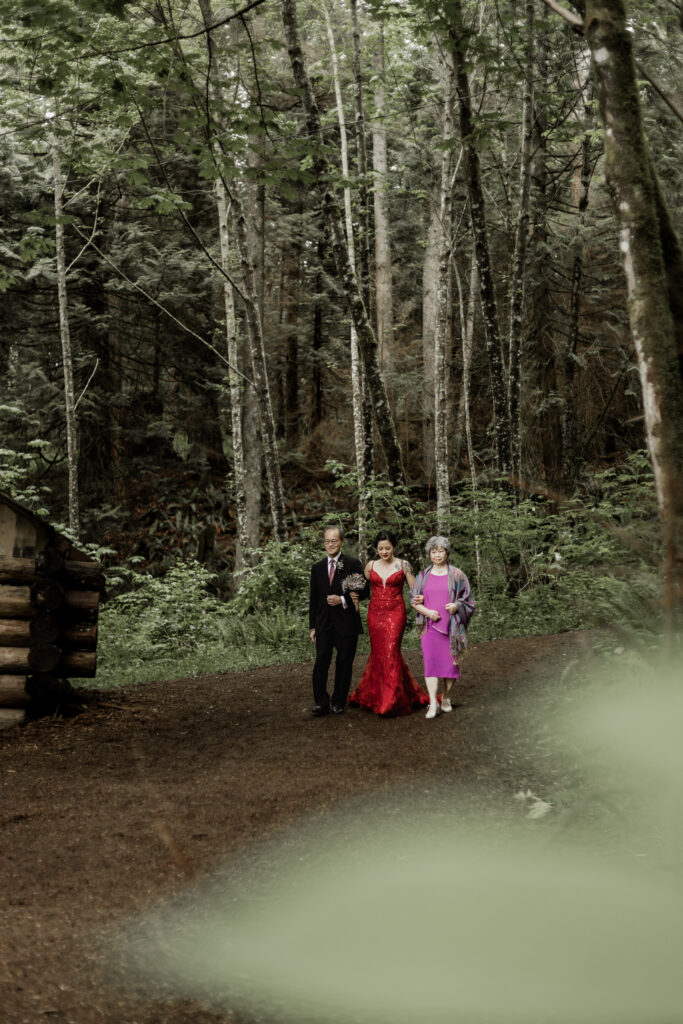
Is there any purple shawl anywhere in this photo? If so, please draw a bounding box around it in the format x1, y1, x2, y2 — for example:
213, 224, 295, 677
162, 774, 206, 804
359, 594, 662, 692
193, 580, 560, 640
410, 564, 475, 657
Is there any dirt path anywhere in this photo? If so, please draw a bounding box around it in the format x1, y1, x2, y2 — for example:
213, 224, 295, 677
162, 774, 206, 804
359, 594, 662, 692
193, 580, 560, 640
0, 632, 587, 1024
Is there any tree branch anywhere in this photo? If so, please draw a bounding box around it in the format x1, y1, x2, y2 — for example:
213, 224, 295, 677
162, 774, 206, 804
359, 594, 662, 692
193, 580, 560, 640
635, 62, 683, 126
73, 227, 254, 387
538, 0, 585, 31
83, 0, 269, 59
74, 359, 100, 411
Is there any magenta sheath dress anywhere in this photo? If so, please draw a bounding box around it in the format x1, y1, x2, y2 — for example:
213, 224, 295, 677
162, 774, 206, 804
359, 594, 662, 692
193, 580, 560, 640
420, 572, 460, 679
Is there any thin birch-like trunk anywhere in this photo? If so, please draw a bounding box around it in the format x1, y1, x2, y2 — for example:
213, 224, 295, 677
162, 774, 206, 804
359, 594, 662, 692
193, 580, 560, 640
281, 225, 301, 445
349, 0, 374, 494
529, 5, 563, 494
454, 253, 483, 589
585, 0, 683, 623
453, 257, 479, 467
241, 137, 268, 554
105, 194, 127, 508
507, 0, 535, 489
422, 174, 440, 486
281, 0, 405, 484
324, 4, 369, 555
216, 182, 251, 567
372, 29, 394, 377
434, 51, 456, 533
349, 0, 372, 314
562, 45, 593, 486
52, 137, 80, 538
197, 0, 285, 543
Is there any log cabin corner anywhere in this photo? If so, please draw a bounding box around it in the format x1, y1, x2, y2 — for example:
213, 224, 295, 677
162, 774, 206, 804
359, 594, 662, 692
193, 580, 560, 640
0, 493, 104, 729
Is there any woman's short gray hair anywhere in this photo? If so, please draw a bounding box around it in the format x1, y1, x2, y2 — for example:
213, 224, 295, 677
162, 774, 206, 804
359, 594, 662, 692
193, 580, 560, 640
425, 535, 450, 556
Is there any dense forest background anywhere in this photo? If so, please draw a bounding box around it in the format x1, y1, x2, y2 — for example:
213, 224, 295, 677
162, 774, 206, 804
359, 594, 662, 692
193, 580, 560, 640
0, 0, 681, 679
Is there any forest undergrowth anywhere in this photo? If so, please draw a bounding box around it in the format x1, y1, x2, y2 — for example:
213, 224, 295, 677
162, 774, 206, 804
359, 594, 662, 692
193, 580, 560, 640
91, 452, 661, 689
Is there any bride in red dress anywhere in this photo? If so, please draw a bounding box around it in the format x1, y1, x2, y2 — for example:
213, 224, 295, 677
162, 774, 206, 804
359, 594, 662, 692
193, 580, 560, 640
349, 531, 429, 716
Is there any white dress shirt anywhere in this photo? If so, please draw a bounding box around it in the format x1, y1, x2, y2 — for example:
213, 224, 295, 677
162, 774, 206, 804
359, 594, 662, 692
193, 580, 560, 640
328, 556, 346, 607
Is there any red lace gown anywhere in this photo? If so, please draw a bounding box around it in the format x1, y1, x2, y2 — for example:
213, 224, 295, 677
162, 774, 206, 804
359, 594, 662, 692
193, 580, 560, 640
349, 566, 429, 716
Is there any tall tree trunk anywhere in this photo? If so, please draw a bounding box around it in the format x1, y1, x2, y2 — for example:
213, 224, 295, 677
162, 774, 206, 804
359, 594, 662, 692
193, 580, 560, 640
240, 135, 267, 555
454, 252, 483, 589
231, 184, 287, 542
561, 43, 593, 488
449, 2, 510, 474
349, 0, 372, 315
372, 28, 394, 378
281, 225, 301, 446
324, 3, 370, 554
311, 233, 325, 430
585, 0, 683, 620
422, 171, 440, 487
196, 0, 285, 543
529, 5, 563, 494
507, 0, 535, 488
104, 194, 128, 509
281, 0, 405, 484
434, 51, 456, 532
349, 0, 374, 493
52, 137, 79, 538
216, 182, 251, 569
453, 255, 479, 468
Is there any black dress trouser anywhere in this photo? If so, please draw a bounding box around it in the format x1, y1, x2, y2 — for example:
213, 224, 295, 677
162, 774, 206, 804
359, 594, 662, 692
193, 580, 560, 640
312, 629, 359, 708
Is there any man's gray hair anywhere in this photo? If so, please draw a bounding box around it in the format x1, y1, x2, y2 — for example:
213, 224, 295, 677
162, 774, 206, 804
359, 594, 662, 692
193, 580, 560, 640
425, 535, 450, 556
324, 524, 345, 541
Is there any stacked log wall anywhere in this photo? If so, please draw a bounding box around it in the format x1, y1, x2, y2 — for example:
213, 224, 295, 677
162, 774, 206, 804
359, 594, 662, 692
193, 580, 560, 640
0, 505, 103, 727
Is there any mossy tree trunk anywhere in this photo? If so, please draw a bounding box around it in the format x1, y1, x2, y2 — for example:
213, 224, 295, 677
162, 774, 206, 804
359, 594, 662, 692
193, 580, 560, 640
216, 182, 251, 567
507, 0, 535, 490
323, 2, 370, 557
434, 50, 456, 533
585, 0, 683, 618
449, 1, 510, 475
372, 29, 394, 380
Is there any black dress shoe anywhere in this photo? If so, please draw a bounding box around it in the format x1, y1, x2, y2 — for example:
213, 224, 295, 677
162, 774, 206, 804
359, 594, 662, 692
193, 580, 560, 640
311, 705, 330, 716
331, 704, 345, 715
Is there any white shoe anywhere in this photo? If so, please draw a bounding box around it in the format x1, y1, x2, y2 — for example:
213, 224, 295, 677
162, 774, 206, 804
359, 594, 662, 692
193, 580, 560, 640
426, 702, 439, 719
441, 697, 452, 712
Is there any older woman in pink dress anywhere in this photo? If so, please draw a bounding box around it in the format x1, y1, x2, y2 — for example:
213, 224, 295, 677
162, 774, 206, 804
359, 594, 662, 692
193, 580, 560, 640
410, 536, 475, 720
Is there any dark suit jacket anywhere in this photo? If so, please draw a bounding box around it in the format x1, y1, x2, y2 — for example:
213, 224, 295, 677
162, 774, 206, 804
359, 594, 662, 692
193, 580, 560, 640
309, 554, 368, 636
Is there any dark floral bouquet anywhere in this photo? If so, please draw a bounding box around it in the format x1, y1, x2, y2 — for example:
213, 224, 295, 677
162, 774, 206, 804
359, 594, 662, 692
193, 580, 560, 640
342, 572, 367, 594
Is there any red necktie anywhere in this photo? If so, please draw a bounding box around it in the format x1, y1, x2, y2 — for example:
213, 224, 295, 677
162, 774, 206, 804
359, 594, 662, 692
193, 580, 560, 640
329, 559, 335, 585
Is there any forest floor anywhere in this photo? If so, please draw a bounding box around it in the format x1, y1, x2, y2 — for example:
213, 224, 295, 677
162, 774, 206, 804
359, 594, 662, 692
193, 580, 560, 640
0, 631, 591, 1024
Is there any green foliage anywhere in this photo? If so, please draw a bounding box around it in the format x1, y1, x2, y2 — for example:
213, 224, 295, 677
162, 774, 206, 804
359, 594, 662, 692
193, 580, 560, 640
92, 454, 663, 690
231, 534, 321, 614
321, 455, 662, 645
100, 560, 220, 657
95, 559, 313, 689
0, 0, 674, 695
0, 445, 53, 514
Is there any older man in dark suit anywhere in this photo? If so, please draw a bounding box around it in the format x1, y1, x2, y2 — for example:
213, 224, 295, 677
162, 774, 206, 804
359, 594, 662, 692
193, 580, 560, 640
308, 526, 368, 716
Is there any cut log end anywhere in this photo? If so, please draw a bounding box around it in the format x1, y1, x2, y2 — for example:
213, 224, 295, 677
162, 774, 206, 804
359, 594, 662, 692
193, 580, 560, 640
0, 708, 26, 729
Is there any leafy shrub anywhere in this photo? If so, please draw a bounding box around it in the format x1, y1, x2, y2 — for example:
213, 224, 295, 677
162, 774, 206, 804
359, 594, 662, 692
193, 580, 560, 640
93, 453, 664, 688
231, 534, 320, 614
96, 560, 313, 688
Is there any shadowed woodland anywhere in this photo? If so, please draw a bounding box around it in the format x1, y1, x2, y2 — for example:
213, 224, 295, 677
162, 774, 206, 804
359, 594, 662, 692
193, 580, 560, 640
0, 0, 681, 654
1, 4, 683, 1022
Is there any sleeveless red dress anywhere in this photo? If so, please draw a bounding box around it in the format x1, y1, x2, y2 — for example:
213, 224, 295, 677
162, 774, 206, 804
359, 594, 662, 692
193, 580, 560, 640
349, 565, 429, 716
